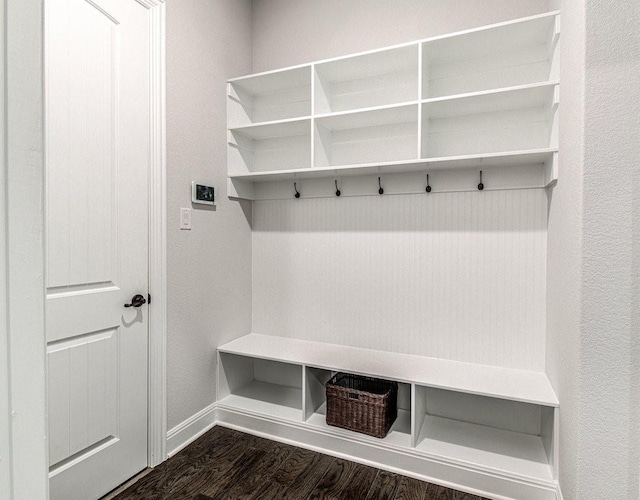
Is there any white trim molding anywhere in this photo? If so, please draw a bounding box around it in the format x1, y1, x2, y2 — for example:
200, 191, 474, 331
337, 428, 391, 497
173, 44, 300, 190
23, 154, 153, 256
0, 0, 12, 496
4, 0, 49, 498
166, 403, 218, 458
135, 0, 165, 9
216, 407, 560, 500
147, 0, 167, 468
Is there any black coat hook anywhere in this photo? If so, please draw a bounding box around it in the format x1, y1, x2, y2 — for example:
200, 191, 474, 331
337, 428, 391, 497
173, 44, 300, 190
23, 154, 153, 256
378, 177, 384, 195
335, 179, 341, 197
294, 182, 300, 198
426, 174, 432, 193
478, 171, 484, 191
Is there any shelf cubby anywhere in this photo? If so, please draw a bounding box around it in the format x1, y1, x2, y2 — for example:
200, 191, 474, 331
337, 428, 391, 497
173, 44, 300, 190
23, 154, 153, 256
314, 45, 419, 114
228, 118, 311, 174
304, 367, 412, 448
421, 83, 558, 159
228, 66, 311, 127
413, 386, 554, 481
314, 104, 419, 167
218, 352, 303, 421
422, 13, 559, 98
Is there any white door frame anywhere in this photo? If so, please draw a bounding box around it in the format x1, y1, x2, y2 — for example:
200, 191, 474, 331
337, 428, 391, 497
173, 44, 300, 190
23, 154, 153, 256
2, 0, 168, 497
0, 0, 14, 497
3, 0, 49, 498
144, 0, 168, 469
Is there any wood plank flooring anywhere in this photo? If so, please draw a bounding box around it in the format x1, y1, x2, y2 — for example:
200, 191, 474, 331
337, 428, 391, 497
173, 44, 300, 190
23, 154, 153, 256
107, 426, 488, 500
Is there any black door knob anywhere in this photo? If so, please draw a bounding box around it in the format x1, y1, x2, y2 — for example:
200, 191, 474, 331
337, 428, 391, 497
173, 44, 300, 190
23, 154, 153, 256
124, 294, 147, 308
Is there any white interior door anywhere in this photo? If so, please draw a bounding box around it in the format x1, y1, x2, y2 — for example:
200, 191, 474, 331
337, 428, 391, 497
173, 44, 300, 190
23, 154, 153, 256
45, 0, 150, 498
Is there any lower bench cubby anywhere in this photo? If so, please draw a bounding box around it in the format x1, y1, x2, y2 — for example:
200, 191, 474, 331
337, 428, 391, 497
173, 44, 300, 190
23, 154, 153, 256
218, 352, 303, 421
413, 386, 555, 481
303, 367, 412, 448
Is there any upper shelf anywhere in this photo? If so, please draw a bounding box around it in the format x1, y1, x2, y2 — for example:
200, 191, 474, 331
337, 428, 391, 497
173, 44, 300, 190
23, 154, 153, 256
228, 148, 557, 181
423, 82, 558, 118
227, 11, 560, 197
229, 117, 311, 140
219, 333, 559, 407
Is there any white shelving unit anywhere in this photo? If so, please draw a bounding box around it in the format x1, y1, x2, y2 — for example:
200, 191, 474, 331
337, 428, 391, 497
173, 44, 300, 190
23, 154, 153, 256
217, 334, 559, 499
220, 11, 562, 499
227, 11, 560, 200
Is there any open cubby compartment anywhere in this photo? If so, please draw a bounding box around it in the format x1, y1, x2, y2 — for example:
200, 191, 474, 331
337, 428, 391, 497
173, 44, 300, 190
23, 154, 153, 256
228, 118, 312, 174
314, 44, 419, 114
422, 12, 560, 98
314, 104, 419, 168
227, 66, 311, 127
413, 386, 556, 481
303, 367, 412, 448
421, 83, 559, 159
218, 352, 303, 421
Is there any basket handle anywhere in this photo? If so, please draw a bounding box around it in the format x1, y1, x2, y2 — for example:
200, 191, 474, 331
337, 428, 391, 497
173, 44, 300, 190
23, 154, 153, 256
348, 392, 359, 400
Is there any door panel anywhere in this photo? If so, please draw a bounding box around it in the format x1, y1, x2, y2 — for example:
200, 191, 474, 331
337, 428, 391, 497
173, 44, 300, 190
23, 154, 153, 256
45, 0, 150, 498
48, 328, 118, 465
47, 0, 118, 288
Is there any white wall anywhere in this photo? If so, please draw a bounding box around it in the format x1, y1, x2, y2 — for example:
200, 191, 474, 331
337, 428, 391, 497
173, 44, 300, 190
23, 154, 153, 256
546, 0, 640, 498
166, 0, 253, 430
250, 0, 554, 371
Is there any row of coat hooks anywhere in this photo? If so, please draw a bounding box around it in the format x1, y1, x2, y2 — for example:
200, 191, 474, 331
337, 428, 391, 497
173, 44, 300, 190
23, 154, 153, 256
293, 171, 485, 199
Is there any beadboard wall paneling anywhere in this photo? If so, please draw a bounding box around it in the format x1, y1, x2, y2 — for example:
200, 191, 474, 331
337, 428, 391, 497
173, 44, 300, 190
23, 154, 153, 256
253, 189, 547, 371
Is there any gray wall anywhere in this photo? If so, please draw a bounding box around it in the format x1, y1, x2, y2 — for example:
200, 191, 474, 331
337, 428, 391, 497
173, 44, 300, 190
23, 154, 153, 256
578, 0, 639, 497
547, 0, 640, 498
252, 0, 552, 72
166, 0, 253, 429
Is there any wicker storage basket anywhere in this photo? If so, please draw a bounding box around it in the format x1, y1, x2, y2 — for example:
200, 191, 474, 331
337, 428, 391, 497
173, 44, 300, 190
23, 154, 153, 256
325, 373, 398, 438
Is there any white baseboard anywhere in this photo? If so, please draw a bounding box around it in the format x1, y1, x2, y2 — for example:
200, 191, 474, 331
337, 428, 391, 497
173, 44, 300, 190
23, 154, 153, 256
166, 403, 561, 500
215, 406, 558, 500
166, 402, 217, 457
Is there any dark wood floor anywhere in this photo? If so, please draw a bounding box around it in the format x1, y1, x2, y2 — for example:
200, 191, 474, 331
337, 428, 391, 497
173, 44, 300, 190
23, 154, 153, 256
109, 426, 488, 500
